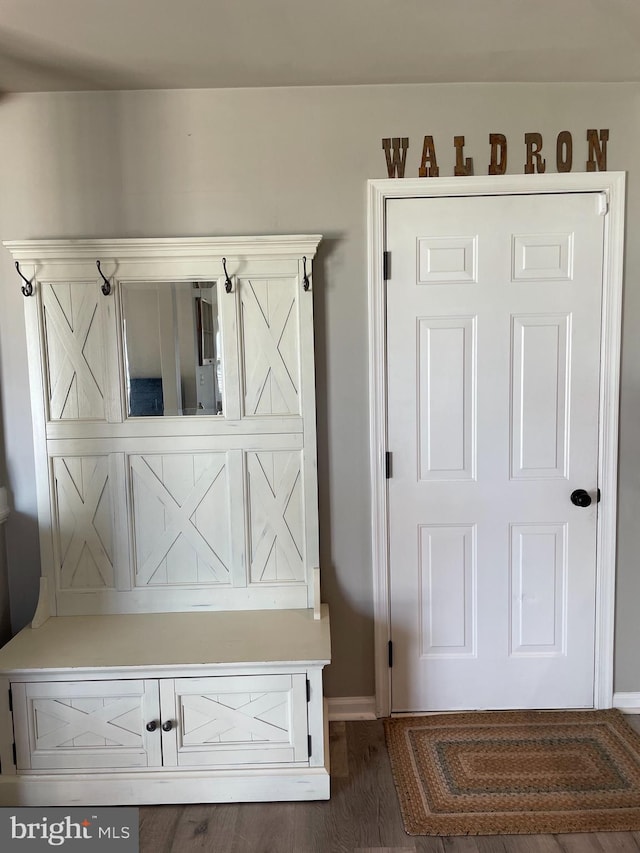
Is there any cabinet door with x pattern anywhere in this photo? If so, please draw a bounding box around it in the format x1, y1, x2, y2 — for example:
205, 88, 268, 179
12, 679, 162, 772
11, 674, 310, 773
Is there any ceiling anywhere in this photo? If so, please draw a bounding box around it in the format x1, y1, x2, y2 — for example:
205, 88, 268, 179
1, 0, 640, 93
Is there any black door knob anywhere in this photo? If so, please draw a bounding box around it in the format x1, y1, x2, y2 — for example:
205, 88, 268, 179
570, 489, 592, 507
162, 720, 173, 732
146, 721, 158, 732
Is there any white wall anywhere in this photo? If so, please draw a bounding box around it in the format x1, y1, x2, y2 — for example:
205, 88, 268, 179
0, 83, 639, 698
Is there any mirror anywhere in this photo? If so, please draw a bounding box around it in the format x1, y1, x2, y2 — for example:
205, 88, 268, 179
122, 282, 223, 417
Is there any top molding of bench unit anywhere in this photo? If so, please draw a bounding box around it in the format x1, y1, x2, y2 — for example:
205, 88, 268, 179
3, 235, 322, 263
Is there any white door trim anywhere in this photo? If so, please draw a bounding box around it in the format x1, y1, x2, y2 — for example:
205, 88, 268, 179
368, 173, 626, 718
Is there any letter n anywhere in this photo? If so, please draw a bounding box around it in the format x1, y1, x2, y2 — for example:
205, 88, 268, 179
586, 129, 609, 171
382, 137, 409, 178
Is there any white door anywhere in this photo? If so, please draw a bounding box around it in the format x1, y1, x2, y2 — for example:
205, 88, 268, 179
387, 192, 605, 711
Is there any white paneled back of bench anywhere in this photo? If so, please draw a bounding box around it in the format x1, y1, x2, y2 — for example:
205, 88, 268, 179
7, 236, 321, 617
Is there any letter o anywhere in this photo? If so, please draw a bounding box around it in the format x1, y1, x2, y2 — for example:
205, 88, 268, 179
556, 131, 573, 173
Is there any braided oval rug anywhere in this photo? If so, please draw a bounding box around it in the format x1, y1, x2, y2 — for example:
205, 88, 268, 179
384, 709, 640, 836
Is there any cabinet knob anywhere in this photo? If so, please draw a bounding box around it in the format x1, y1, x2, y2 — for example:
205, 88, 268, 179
146, 721, 158, 732
162, 720, 174, 732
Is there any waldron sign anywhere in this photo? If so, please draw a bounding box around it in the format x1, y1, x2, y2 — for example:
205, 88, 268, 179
381, 130, 610, 178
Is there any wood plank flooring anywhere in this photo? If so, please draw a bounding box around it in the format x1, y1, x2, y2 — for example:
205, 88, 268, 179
139, 718, 640, 853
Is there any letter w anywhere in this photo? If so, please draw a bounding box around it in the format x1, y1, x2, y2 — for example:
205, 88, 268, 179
382, 137, 409, 178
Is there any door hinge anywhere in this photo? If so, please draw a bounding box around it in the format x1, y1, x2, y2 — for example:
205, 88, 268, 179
308, 735, 312, 757
385, 451, 392, 479
306, 679, 311, 702
7, 688, 12, 714
388, 640, 393, 668
383, 251, 391, 281
12, 742, 16, 766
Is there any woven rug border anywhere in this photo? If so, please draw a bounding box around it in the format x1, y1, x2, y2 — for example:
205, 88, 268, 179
384, 709, 640, 836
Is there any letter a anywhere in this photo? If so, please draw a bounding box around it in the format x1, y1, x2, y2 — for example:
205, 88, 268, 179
418, 136, 439, 177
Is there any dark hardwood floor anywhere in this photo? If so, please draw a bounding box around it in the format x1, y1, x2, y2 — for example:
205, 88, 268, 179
139, 717, 640, 853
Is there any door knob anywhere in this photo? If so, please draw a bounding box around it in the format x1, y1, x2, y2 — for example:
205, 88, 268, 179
146, 721, 158, 732
162, 720, 173, 732
570, 489, 592, 507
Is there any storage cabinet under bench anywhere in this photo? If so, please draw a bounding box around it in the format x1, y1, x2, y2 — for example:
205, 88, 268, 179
0, 608, 330, 805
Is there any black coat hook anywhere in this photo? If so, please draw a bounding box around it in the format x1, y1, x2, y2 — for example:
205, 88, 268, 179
96, 260, 111, 295
302, 257, 310, 291
222, 258, 232, 293
15, 262, 34, 297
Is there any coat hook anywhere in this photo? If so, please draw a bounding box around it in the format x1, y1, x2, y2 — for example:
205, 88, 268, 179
96, 260, 111, 296
222, 258, 232, 293
15, 261, 34, 297
302, 257, 310, 291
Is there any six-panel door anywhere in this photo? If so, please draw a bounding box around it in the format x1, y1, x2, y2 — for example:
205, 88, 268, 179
387, 192, 604, 711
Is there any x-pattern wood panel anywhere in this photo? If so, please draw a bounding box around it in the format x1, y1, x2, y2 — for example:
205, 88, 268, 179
32, 697, 143, 749
241, 279, 299, 416
43, 283, 105, 420
131, 454, 231, 586
54, 456, 114, 589
181, 692, 290, 746
248, 452, 304, 583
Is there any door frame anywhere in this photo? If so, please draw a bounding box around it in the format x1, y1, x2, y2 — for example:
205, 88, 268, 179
368, 172, 626, 718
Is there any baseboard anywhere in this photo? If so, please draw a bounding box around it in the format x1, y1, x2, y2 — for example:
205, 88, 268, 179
327, 696, 640, 718
327, 696, 377, 721
0, 767, 331, 806
613, 692, 640, 713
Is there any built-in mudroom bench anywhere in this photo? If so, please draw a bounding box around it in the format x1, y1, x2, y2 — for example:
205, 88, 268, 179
0, 235, 330, 805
